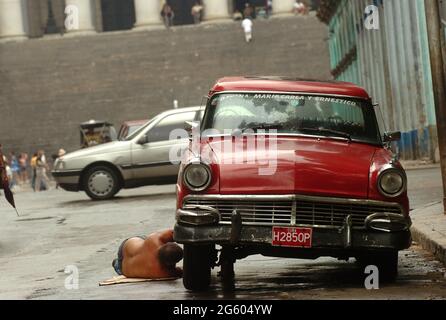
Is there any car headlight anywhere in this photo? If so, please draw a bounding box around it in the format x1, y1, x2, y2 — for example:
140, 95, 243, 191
55, 159, 65, 170
183, 163, 211, 192
378, 168, 406, 197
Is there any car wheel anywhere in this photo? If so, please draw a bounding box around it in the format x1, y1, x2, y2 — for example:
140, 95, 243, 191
83, 166, 120, 200
182, 244, 214, 291
357, 251, 398, 283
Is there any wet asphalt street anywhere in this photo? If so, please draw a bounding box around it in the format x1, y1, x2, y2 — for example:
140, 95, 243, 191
0, 167, 445, 300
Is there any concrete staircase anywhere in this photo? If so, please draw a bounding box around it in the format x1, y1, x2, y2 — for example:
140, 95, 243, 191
0, 15, 331, 156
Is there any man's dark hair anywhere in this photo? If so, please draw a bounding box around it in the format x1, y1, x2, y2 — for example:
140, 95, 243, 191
158, 242, 183, 267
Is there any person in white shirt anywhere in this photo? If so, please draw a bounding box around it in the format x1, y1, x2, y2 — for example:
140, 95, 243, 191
191, 2, 203, 24
293, 1, 308, 15
35, 150, 49, 192
242, 17, 253, 43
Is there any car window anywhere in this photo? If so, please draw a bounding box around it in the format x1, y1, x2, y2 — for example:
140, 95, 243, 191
118, 126, 128, 140
147, 111, 196, 143
128, 125, 142, 136
125, 117, 157, 141
374, 104, 387, 140
203, 93, 380, 144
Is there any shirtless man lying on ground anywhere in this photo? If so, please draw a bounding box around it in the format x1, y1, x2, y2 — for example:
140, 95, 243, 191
112, 229, 183, 279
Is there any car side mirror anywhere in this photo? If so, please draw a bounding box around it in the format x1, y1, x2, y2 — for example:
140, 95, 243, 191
185, 121, 200, 138
383, 131, 401, 142
137, 135, 149, 145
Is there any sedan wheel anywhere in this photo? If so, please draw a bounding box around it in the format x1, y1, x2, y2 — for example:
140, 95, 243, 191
84, 166, 120, 200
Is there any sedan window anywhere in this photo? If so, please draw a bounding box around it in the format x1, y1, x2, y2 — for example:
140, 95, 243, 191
147, 111, 196, 143
125, 118, 157, 141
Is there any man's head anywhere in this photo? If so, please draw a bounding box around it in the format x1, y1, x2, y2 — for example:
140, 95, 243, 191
158, 242, 183, 267
58, 149, 66, 157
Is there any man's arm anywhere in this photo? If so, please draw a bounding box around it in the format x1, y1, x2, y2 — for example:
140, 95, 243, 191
158, 229, 174, 244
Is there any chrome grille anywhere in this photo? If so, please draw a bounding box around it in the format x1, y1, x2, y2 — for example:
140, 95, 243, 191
183, 195, 404, 228
294, 200, 402, 227
184, 199, 293, 225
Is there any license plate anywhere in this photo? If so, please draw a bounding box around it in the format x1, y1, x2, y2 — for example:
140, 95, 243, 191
272, 227, 312, 248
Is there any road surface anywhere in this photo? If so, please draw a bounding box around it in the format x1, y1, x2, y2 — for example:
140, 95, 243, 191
0, 167, 445, 299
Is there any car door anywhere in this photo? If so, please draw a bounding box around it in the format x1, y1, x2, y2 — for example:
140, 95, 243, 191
130, 111, 197, 181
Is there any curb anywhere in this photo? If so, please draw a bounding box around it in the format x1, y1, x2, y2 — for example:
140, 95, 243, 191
411, 225, 446, 266
410, 202, 446, 266
403, 164, 440, 171
401, 161, 440, 171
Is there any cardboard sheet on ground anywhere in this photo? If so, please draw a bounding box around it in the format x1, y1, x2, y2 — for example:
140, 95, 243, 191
99, 275, 179, 286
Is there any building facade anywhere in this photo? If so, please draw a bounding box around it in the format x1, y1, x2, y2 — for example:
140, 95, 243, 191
0, 0, 319, 40
318, 0, 444, 161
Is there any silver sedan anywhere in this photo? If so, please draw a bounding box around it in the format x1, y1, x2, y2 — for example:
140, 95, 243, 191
52, 106, 202, 200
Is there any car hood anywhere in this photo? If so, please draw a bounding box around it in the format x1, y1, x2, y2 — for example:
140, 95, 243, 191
62, 141, 131, 161
205, 136, 377, 198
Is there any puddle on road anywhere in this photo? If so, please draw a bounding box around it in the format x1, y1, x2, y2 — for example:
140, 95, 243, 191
182, 245, 446, 300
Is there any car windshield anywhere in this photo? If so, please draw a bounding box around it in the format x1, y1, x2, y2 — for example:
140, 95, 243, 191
124, 118, 156, 141
202, 93, 381, 144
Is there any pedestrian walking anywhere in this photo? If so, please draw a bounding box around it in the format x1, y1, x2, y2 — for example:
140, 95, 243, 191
9, 152, 20, 187
191, 2, 203, 25
242, 17, 253, 43
1, 155, 13, 190
0, 145, 19, 216
243, 3, 254, 19
161, 3, 175, 28
265, 0, 273, 18
18, 153, 28, 184
293, 1, 309, 15
35, 150, 49, 192
30, 152, 38, 191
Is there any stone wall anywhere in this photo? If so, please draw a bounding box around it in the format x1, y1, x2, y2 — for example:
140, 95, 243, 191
0, 16, 331, 156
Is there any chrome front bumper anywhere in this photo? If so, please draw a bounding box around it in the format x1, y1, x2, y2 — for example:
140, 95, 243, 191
174, 194, 412, 253
51, 170, 82, 191
179, 194, 409, 229
173, 222, 412, 252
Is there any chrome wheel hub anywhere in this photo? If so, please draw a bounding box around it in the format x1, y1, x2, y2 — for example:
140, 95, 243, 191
88, 171, 114, 196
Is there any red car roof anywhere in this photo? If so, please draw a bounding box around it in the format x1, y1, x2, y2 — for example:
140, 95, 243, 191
209, 77, 370, 100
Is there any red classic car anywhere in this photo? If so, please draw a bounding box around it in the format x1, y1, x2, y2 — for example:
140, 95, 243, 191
173, 77, 411, 291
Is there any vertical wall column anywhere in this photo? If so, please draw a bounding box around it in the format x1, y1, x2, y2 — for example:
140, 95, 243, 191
202, 0, 231, 21
0, 0, 27, 40
272, 0, 296, 15
65, 0, 96, 33
134, 0, 162, 28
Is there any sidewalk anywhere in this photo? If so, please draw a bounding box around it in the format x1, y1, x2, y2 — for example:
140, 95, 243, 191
400, 159, 440, 170
410, 202, 446, 266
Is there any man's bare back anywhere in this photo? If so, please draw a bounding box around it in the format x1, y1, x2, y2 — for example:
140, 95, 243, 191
113, 229, 183, 279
